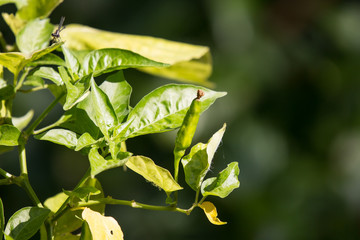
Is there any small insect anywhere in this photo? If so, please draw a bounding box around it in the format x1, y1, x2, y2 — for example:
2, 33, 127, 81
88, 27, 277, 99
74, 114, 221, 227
51, 16, 65, 44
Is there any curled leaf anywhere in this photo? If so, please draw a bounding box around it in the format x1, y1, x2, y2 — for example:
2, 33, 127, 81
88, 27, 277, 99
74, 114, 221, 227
82, 207, 124, 240
199, 201, 227, 225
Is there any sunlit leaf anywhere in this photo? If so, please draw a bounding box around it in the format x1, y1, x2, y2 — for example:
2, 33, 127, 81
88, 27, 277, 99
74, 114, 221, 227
75, 132, 97, 151
99, 71, 131, 123
44, 178, 105, 238
28, 53, 66, 67
63, 186, 100, 201
16, 18, 53, 54
82, 207, 124, 240
125, 155, 182, 193
16, 0, 63, 20
62, 24, 212, 84
0, 124, 21, 146
88, 147, 131, 177
2, 13, 26, 35
34, 128, 78, 149
4, 206, 51, 240
12, 109, 34, 131
0, 42, 62, 75
31, 66, 62, 85
61, 69, 91, 111
79, 48, 168, 77
55, 107, 100, 140
201, 162, 240, 198
114, 84, 226, 141
44, 192, 68, 213
199, 201, 227, 225
181, 124, 226, 191
86, 77, 118, 138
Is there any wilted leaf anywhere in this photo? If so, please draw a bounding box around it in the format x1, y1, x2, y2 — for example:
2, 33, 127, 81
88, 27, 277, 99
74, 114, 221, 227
82, 208, 123, 240
0, 124, 21, 146
125, 155, 182, 193
61, 24, 212, 84
199, 201, 227, 225
114, 84, 226, 141
4, 207, 51, 240
201, 162, 240, 198
181, 124, 226, 191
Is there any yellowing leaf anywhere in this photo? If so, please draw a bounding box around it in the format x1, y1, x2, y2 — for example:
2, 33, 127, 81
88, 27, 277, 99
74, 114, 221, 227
61, 24, 212, 85
82, 208, 124, 240
199, 201, 227, 225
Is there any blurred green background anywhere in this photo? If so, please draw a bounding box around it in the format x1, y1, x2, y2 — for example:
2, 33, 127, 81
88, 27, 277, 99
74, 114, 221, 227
2, 0, 360, 239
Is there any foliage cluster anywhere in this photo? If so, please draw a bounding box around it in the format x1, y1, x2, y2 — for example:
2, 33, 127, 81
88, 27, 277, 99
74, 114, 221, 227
0, 1, 239, 239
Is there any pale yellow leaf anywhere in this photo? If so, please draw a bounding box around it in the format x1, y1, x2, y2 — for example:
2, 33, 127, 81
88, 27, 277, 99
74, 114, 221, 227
199, 201, 227, 225
61, 24, 212, 85
82, 208, 124, 240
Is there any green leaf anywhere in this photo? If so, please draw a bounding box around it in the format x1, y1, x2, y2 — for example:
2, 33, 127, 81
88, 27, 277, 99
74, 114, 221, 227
0, 124, 21, 146
0, 198, 4, 240
79, 48, 168, 77
114, 84, 226, 141
4, 206, 51, 240
125, 155, 182, 193
75, 132, 97, 151
79, 221, 92, 240
44, 177, 105, 238
63, 186, 100, 201
31, 67, 62, 85
12, 110, 34, 131
61, 69, 91, 110
44, 192, 68, 213
181, 124, 226, 191
2, 13, 26, 35
86, 77, 118, 138
61, 46, 83, 77
34, 128, 78, 149
17, 0, 63, 20
23, 75, 44, 87
61, 24, 212, 84
28, 53, 66, 67
99, 71, 131, 123
0, 84, 15, 101
56, 108, 100, 139
201, 162, 240, 198
88, 147, 131, 177
16, 18, 53, 54
0, 42, 62, 75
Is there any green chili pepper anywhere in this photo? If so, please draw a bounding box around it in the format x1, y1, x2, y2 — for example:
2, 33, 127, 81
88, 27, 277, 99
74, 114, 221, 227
173, 89, 204, 182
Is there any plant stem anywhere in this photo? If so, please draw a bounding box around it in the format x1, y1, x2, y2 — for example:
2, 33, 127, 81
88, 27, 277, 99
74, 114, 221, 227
18, 143, 43, 207
0, 168, 13, 179
77, 197, 190, 215
18, 84, 50, 93
25, 92, 65, 136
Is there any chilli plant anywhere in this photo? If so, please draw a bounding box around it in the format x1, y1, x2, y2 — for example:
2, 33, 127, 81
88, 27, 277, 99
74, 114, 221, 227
0, 1, 240, 239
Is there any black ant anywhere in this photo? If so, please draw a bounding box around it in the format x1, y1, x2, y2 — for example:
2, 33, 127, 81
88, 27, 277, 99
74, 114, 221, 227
50, 16, 65, 44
